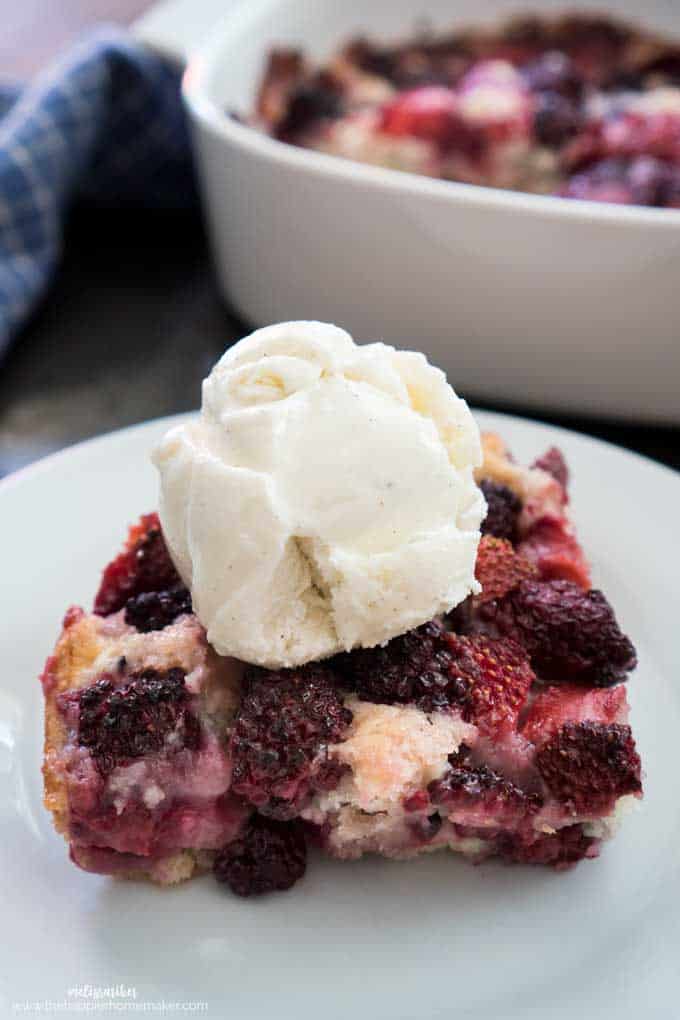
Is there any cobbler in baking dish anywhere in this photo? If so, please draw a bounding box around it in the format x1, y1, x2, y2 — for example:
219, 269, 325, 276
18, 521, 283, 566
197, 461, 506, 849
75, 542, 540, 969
253, 12, 680, 207
42, 434, 641, 896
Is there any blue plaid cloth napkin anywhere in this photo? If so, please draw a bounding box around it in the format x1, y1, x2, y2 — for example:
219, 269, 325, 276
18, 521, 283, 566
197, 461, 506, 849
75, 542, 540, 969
0, 28, 197, 352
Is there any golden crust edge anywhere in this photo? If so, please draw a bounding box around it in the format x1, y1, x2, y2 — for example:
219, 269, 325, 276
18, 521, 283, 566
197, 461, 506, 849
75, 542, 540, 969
476, 432, 528, 495
42, 613, 105, 837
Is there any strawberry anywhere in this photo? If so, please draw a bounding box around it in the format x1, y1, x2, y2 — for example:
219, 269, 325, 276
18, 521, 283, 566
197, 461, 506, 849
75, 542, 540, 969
380, 85, 463, 147
474, 535, 537, 604
517, 516, 591, 588
521, 683, 628, 746
448, 633, 535, 737
335, 624, 533, 735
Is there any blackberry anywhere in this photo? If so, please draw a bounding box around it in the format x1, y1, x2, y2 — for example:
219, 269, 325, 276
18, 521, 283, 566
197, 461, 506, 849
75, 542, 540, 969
214, 816, 306, 897
627, 156, 680, 208
428, 745, 541, 819
229, 664, 352, 819
536, 721, 641, 813
561, 156, 679, 208
533, 92, 583, 148
277, 73, 343, 140
124, 585, 192, 632
494, 579, 637, 686
76, 667, 200, 774
479, 479, 522, 543
334, 621, 469, 714
523, 51, 585, 99
94, 514, 181, 616
337, 624, 533, 735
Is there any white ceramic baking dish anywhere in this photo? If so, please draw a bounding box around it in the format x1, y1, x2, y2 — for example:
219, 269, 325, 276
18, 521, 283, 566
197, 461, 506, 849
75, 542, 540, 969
136, 0, 680, 422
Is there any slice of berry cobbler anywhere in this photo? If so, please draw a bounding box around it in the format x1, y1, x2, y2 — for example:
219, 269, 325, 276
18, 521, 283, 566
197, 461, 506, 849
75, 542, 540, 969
42, 433, 641, 895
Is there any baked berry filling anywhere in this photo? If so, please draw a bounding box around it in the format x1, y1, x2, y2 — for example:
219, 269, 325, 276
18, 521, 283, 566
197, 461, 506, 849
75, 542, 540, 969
254, 12, 680, 207
497, 824, 599, 868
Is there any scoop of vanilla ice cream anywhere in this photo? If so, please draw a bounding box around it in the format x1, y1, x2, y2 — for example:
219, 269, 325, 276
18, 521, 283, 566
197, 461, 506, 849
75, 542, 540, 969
153, 321, 485, 668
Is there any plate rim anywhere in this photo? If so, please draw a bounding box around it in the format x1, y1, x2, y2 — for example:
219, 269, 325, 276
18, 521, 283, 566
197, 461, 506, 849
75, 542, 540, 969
1, 407, 678, 501
2, 406, 679, 1019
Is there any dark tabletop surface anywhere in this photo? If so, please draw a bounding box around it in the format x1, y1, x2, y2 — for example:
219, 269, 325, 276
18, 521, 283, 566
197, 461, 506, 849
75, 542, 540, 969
0, 2, 678, 480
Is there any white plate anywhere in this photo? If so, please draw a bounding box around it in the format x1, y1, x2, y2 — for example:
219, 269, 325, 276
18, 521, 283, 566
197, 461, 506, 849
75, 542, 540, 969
1, 411, 679, 1020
